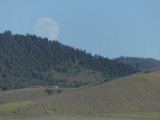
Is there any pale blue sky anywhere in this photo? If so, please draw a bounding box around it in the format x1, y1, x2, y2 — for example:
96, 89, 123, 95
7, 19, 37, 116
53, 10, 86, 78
0, 0, 160, 60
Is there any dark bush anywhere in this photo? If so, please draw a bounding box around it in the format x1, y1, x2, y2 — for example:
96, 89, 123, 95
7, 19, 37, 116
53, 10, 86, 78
45, 89, 54, 95
57, 89, 62, 93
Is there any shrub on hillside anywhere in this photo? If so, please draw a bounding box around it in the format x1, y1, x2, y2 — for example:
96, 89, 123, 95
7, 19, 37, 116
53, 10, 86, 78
45, 89, 54, 95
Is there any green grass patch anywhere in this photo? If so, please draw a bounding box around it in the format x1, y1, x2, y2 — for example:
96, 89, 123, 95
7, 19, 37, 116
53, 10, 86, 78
0, 116, 129, 120
0, 100, 31, 111
101, 112, 160, 119
1, 113, 160, 120
29, 115, 136, 120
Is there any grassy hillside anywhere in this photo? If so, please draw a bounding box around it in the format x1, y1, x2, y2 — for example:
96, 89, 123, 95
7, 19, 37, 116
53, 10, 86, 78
30, 67, 160, 115
0, 67, 160, 119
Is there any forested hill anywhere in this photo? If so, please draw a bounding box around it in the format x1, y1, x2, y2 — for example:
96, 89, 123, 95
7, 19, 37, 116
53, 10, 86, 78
116, 56, 160, 69
0, 31, 141, 90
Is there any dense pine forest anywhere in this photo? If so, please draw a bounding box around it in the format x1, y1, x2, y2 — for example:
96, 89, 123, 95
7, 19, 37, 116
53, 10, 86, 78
116, 56, 160, 69
0, 31, 141, 91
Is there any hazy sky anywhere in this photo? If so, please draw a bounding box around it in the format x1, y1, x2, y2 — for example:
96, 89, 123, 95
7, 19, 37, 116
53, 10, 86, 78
0, 0, 160, 60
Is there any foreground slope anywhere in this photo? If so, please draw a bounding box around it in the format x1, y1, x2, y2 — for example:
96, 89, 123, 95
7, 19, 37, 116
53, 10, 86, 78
31, 67, 160, 115
0, 67, 160, 119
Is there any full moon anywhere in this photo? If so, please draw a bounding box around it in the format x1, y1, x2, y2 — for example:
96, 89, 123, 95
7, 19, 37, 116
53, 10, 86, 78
35, 17, 59, 41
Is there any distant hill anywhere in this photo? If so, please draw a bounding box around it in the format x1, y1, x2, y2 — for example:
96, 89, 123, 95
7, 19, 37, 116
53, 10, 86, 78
115, 56, 160, 69
0, 31, 140, 91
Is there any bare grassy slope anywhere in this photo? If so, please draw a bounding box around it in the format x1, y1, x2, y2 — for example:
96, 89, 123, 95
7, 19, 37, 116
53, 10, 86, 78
23, 67, 160, 116
0, 88, 48, 104
0, 67, 160, 117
